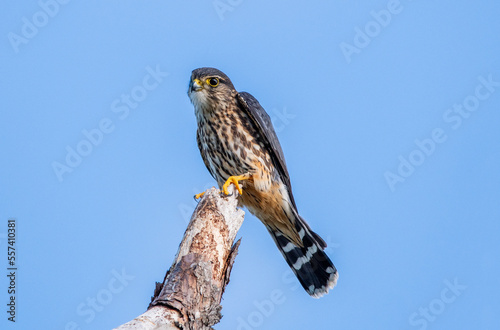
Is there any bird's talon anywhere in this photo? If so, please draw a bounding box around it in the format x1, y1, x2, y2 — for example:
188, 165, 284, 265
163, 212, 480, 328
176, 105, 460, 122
194, 191, 205, 200
222, 175, 249, 196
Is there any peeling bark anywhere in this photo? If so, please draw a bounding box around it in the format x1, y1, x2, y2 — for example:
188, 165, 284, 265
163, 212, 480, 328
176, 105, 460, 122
115, 185, 245, 330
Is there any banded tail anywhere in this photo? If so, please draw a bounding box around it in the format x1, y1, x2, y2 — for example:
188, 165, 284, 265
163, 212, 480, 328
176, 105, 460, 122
268, 216, 338, 298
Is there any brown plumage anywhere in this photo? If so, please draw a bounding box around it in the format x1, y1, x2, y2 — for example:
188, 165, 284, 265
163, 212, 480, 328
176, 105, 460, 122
188, 67, 338, 298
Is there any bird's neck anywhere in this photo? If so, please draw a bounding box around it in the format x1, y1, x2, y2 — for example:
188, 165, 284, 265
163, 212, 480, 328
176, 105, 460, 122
195, 98, 238, 126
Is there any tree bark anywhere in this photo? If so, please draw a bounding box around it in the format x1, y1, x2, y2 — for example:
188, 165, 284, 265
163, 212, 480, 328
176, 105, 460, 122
114, 185, 245, 330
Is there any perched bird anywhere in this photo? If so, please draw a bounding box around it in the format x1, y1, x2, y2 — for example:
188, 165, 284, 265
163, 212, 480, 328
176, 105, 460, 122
188, 67, 338, 298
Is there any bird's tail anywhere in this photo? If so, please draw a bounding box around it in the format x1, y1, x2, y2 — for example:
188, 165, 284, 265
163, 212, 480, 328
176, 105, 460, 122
268, 215, 338, 298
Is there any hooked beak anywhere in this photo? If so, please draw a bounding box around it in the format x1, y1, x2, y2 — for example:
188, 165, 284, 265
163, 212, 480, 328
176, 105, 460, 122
190, 78, 203, 92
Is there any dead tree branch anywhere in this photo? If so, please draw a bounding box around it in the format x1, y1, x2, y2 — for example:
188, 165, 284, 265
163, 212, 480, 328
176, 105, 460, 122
114, 185, 245, 330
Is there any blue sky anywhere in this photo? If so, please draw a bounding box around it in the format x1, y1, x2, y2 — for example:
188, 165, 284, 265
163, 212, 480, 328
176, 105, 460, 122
1, 1, 500, 329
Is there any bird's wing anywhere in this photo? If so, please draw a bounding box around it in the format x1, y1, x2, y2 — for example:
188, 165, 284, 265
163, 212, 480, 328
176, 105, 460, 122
237, 92, 297, 208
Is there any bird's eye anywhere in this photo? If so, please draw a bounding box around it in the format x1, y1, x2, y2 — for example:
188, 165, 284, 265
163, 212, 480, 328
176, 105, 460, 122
207, 77, 219, 87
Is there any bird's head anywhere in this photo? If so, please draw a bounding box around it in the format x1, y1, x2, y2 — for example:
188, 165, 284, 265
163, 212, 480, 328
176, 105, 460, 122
188, 67, 236, 114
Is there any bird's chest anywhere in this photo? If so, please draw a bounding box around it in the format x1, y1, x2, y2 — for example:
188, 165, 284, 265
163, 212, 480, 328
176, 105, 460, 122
197, 112, 269, 181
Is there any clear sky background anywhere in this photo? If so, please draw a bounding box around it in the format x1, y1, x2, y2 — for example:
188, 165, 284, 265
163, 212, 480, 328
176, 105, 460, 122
1, 1, 500, 329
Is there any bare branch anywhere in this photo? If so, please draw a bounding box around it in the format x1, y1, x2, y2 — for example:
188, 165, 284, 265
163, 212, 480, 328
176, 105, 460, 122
115, 185, 244, 330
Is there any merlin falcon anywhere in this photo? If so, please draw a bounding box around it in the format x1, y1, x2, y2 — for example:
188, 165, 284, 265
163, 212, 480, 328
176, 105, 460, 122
188, 67, 338, 298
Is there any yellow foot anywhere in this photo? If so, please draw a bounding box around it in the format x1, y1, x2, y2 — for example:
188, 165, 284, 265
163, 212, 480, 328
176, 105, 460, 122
194, 191, 205, 200
222, 174, 251, 195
